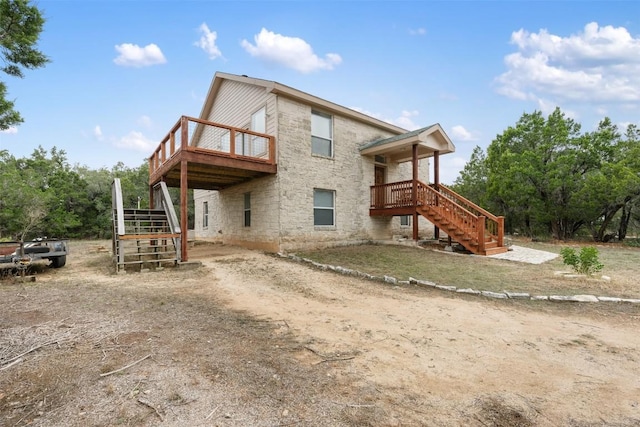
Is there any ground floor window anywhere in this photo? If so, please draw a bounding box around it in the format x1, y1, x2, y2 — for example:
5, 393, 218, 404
314, 189, 335, 226
203, 201, 209, 228
244, 193, 251, 227
400, 215, 411, 227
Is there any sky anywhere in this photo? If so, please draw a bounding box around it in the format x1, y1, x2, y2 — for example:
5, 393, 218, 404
1, 0, 639, 184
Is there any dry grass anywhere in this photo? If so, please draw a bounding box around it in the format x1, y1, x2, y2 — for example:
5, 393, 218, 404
296, 239, 640, 298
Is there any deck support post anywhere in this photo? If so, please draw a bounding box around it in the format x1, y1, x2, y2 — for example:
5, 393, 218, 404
180, 160, 188, 262
412, 143, 419, 241
433, 150, 440, 240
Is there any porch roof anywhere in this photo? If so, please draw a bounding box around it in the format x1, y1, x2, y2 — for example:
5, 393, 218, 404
359, 123, 455, 163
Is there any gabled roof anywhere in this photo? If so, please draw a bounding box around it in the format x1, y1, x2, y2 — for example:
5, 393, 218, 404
359, 123, 455, 163
198, 72, 409, 134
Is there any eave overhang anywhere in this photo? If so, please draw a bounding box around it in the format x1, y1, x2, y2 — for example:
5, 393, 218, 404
359, 123, 456, 163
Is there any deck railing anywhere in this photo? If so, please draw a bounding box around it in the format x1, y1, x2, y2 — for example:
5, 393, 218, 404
149, 115, 276, 175
370, 180, 504, 250
369, 180, 414, 209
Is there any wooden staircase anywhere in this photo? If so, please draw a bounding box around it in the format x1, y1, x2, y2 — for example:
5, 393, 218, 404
370, 180, 507, 256
112, 179, 181, 272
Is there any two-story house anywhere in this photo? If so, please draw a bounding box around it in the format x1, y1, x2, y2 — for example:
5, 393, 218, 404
143, 72, 505, 263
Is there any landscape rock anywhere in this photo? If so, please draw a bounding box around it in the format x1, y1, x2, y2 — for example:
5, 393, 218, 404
621, 298, 640, 304
530, 295, 549, 301
416, 279, 437, 287
598, 296, 622, 302
481, 291, 507, 299
571, 295, 599, 302
435, 285, 456, 291
384, 275, 398, 285
456, 288, 480, 295
504, 291, 530, 299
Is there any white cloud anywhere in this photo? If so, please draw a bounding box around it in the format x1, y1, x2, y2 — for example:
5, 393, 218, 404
438, 156, 468, 185
495, 22, 640, 104
195, 23, 222, 60
394, 110, 420, 130
114, 43, 167, 67
450, 125, 479, 141
409, 28, 426, 36
0, 126, 18, 134
349, 107, 421, 130
94, 125, 104, 141
137, 115, 152, 128
113, 131, 156, 152
536, 98, 578, 119
241, 28, 342, 73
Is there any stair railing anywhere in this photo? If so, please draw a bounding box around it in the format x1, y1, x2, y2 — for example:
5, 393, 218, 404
432, 183, 504, 247
416, 181, 482, 242
153, 182, 182, 262
111, 178, 126, 266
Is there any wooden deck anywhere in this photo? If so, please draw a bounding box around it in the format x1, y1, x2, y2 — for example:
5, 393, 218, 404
149, 116, 277, 190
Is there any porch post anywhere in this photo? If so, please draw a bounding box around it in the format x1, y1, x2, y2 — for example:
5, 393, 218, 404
433, 150, 440, 240
180, 160, 189, 262
412, 143, 419, 241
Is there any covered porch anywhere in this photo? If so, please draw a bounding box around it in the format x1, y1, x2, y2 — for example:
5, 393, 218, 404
360, 124, 506, 255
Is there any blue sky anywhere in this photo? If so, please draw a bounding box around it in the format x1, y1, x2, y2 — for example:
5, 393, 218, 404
1, 0, 639, 184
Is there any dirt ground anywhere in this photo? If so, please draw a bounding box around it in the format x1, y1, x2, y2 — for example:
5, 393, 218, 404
1, 241, 640, 427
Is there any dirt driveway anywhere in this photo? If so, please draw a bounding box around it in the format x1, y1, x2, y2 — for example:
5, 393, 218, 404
1, 241, 640, 426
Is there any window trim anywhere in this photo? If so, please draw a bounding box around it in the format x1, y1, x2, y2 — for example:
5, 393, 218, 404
400, 215, 411, 227
203, 201, 209, 229
311, 110, 333, 158
313, 188, 335, 227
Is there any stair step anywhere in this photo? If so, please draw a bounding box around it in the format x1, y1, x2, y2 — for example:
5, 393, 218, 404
483, 246, 509, 256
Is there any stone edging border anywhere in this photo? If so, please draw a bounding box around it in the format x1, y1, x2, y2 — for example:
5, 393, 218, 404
278, 253, 640, 304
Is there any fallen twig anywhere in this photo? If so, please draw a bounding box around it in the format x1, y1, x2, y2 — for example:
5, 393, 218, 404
1, 340, 57, 367
205, 405, 219, 420
314, 356, 355, 365
137, 397, 164, 421
331, 401, 375, 408
0, 357, 23, 371
100, 354, 152, 377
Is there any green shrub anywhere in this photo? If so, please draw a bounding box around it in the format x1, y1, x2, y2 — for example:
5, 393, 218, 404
624, 238, 640, 248
560, 246, 604, 276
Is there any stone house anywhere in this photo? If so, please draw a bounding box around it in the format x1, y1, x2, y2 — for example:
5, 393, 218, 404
147, 72, 506, 260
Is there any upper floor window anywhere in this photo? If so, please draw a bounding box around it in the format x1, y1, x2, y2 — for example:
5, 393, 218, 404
311, 111, 333, 157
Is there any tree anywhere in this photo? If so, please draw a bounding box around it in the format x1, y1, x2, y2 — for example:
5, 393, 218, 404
451, 145, 488, 206
454, 108, 640, 241
0, 149, 49, 239
0, 0, 49, 130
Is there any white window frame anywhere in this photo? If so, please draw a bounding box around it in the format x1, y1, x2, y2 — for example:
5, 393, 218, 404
203, 201, 209, 229
243, 192, 251, 227
311, 110, 333, 158
400, 215, 411, 227
313, 189, 335, 227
